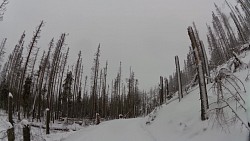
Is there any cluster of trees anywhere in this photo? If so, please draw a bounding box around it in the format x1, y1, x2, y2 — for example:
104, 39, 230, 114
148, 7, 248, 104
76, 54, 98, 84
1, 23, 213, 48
207, 1, 250, 67
0, 21, 164, 123
166, 0, 250, 99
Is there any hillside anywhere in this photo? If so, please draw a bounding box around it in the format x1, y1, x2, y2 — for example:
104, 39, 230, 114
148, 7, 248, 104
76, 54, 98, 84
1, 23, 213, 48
45, 52, 250, 141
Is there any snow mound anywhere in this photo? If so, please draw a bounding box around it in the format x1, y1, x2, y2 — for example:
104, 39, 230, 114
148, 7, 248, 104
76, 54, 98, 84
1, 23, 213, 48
8, 92, 13, 98
21, 119, 29, 127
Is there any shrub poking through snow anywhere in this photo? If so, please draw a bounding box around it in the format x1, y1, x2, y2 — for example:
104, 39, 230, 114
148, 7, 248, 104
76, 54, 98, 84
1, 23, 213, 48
208, 67, 249, 132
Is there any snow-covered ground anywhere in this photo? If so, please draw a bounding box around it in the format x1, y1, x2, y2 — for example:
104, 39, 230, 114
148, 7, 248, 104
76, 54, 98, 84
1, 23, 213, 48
61, 82, 248, 141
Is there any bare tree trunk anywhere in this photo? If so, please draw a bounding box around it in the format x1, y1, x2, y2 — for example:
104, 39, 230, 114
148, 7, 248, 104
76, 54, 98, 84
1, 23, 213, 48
17, 21, 44, 120
175, 56, 183, 101
31, 48, 40, 121
57, 47, 69, 119
37, 39, 53, 121
81, 76, 87, 118
159, 76, 164, 104
200, 41, 210, 83
102, 61, 108, 117
91, 44, 100, 118
47, 34, 65, 120
164, 78, 169, 101
188, 26, 208, 121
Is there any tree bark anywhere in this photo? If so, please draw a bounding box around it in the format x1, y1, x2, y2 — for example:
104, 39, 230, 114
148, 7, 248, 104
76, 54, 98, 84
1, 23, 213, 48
188, 26, 208, 121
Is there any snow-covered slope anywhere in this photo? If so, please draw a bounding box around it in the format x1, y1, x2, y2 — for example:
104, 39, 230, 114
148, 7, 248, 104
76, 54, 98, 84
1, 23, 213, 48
57, 52, 250, 141
62, 118, 154, 141
61, 85, 248, 141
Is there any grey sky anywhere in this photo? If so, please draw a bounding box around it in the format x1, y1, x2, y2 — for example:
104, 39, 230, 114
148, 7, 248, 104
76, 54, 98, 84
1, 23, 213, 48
0, 0, 229, 90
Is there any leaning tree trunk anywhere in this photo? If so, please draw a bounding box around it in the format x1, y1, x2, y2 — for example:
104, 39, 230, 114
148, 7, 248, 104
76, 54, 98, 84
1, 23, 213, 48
17, 21, 44, 120
199, 41, 210, 84
188, 26, 209, 121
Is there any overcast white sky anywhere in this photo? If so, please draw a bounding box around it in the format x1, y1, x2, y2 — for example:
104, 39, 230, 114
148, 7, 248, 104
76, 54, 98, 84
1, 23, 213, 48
0, 0, 233, 90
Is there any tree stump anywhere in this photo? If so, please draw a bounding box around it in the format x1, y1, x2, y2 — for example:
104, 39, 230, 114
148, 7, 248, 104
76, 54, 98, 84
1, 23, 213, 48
23, 125, 30, 141
7, 127, 15, 141
46, 108, 50, 134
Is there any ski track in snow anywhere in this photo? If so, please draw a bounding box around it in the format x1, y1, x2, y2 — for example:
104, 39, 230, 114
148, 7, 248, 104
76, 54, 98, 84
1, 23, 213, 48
63, 118, 156, 141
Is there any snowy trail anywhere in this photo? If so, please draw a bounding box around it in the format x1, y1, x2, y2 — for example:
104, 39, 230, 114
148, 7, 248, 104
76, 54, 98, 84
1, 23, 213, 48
63, 118, 156, 141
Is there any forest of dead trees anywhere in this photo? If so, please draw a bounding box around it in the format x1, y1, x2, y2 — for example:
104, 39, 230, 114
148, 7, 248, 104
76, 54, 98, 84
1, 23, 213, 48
0, 0, 250, 125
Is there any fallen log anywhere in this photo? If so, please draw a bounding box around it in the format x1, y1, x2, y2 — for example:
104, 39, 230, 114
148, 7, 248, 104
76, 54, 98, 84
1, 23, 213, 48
29, 123, 72, 132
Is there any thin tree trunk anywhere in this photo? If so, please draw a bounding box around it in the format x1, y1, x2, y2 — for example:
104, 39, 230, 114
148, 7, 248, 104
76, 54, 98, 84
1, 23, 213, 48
175, 56, 183, 101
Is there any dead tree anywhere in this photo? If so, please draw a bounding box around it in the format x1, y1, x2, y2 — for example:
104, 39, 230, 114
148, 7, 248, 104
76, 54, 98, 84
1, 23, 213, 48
101, 61, 108, 117
175, 56, 183, 101
57, 47, 69, 119
188, 26, 209, 121
0, 0, 8, 21
8, 32, 25, 92
17, 21, 44, 120
208, 68, 248, 131
97, 69, 102, 115
159, 76, 164, 104
72, 51, 82, 118
91, 44, 101, 118
0, 38, 6, 63
47, 33, 65, 118
81, 76, 88, 118
164, 78, 169, 101
37, 39, 53, 121
199, 41, 210, 83
30, 48, 40, 121
77, 65, 84, 118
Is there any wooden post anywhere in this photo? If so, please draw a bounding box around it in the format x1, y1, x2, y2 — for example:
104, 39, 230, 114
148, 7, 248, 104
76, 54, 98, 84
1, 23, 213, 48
175, 56, 183, 101
8, 93, 14, 125
188, 26, 208, 120
46, 108, 50, 134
